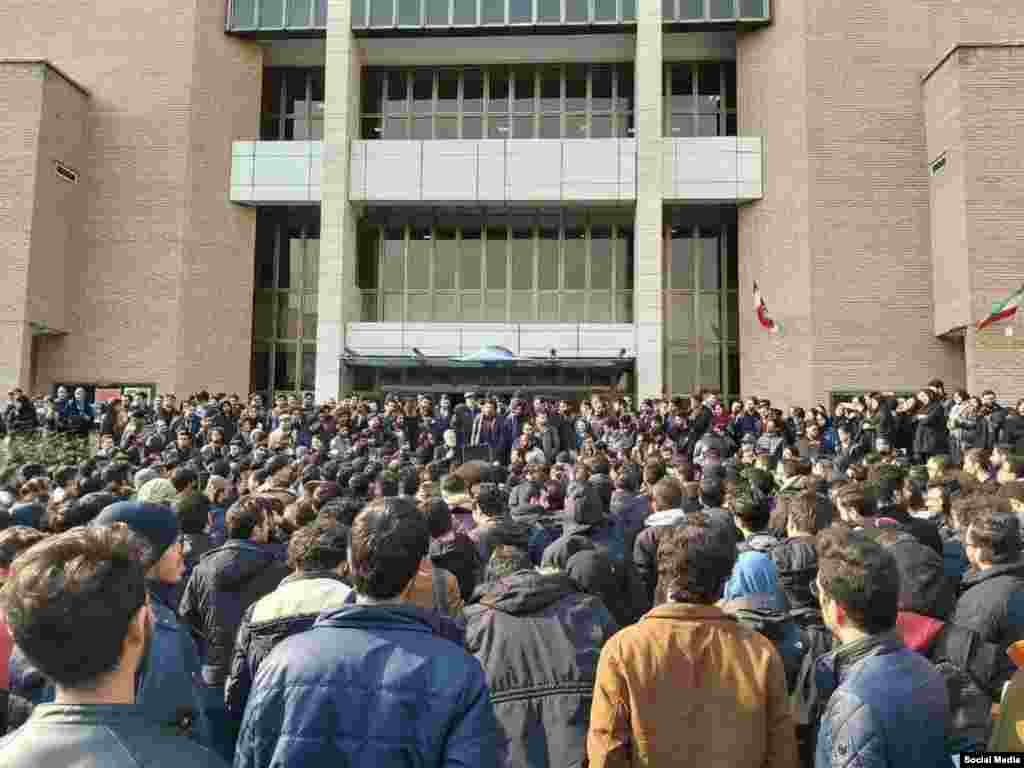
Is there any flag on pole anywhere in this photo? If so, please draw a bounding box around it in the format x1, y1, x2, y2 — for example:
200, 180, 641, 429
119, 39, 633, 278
976, 284, 1024, 331
753, 281, 781, 334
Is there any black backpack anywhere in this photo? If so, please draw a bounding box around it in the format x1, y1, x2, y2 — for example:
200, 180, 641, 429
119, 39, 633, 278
789, 607, 834, 768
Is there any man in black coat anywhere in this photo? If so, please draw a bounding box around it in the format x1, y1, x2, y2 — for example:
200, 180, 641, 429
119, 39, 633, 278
464, 546, 618, 768
952, 508, 1024, 655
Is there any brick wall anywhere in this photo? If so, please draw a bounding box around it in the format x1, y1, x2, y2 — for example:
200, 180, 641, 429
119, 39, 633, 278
0, 1, 261, 396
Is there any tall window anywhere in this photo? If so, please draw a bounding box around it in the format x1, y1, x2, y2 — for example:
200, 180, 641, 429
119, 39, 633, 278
261, 68, 326, 140
229, 0, 328, 29
665, 207, 738, 400
361, 64, 634, 140
252, 209, 320, 395
664, 61, 736, 137
357, 209, 634, 323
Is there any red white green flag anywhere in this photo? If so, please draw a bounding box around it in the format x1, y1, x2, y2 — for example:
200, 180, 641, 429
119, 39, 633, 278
753, 281, 781, 334
976, 284, 1024, 331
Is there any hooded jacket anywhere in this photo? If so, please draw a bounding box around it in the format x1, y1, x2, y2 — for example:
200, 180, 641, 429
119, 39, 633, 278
541, 484, 625, 577
814, 633, 949, 768
179, 540, 289, 686
951, 557, 1024, 655
465, 571, 617, 768
771, 535, 818, 611
224, 571, 352, 720
429, 530, 483, 601
632, 509, 687, 606
470, 517, 533, 566
233, 602, 499, 768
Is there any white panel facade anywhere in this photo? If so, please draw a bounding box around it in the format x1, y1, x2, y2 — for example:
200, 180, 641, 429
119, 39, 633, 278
662, 136, 764, 202
363, 141, 421, 201
230, 140, 321, 205
421, 141, 479, 200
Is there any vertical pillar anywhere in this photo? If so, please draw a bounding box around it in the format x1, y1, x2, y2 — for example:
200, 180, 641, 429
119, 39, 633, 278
316, 0, 363, 400
633, 0, 665, 399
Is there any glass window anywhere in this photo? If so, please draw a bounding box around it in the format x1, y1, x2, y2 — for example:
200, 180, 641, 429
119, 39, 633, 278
287, 0, 311, 26
303, 238, 319, 292
563, 229, 586, 289
463, 116, 483, 138
408, 293, 432, 320
357, 226, 379, 289
539, 292, 558, 321
701, 293, 721, 340
453, 0, 476, 22
261, 0, 285, 25
460, 230, 482, 288
698, 63, 722, 111
592, 65, 613, 111
370, 0, 394, 24
254, 292, 275, 338
591, 115, 612, 138
724, 63, 736, 111
426, 0, 449, 23
565, 114, 586, 139
513, 115, 536, 139
489, 67, 510, 111
539, 115, 561, 138
670, 229, 693, 290
398, 0, 421, 23
407, 230, 431, 289
540, 66, 561, 112
412, 70, 433, 114
302, 294, 318, 338
461, 293, 482, 321
488, 114, 510, 138
678, 0, 702, 17
594, 0, 615, 20
709, 0, 733, 17
671, 64, 695, 111
698, 231, 720, 290
434, 292, 459, 321
412, 115, 432, 139
616, 292, 633, 322
510, 230, 533, 290
232, 0, 257, 27
560, 292, 585, 322
510, 0, 532, 22
278, 293, 300, 339
663, 0, 675, 19
486, 228, 507, 289
485, 291, 506, 320
668, 294, 693, 340
565, 0, 587, 21
463, 69, 483, 112
315, 0, 327, 23
565, 65, 587, 112
739, 0, 765, 15
382, 229, 405, 288
302, 345, 316, 391
617, 66, 633, 112
482, 0, 504, 23
513, 67, 535, 113
616, 226, 634, 290
352, 0, 367, 23
728, 345, 740, 396
590, 227, 612, 289
362, 71, 385, 115
383, 115, 408, 139
701, 347, 722, 389
385, 70, 407, 112
360, 292, 378, 321
252, 341, 270, 393
538, 228, 559, 289
670, 351, 695, 396
434, 230, 457, 289
621, 0, 635, 18
255, 216, 277, 289
538, 0, 560, 21
588, 292, 612, 322
383, 293, 404, 321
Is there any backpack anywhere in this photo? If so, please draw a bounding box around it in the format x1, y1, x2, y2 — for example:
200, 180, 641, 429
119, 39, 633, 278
789, 607, 834, 768
727, 606, 802, 693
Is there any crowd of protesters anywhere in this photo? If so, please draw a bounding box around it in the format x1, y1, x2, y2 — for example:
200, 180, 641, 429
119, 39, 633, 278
0, 379, 1024, 767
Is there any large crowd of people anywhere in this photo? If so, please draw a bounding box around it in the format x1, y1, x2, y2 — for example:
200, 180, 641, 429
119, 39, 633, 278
0, 379, 1024, 767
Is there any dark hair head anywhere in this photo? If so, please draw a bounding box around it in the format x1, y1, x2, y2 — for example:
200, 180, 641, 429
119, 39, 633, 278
475, 483, 505, 519
170, 466, 198, 494
100, 462, 132, 491
349, 497, 429, 600
226, 497, 270, 540
656, 512, 738, 604
617, 466, 641, 493
423, 498, 453, 538
787, 491, 820, 535
175, 493, 211, 535
816, 525, 900, 634
967, 509, 1021, 565
0, 525, 147, 688
732, 494, 770, 532
287, 519, 350, 572
0, 527, 47, 570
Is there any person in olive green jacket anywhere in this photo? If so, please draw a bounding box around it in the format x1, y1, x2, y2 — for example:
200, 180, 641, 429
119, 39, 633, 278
990, 640, 1024, 752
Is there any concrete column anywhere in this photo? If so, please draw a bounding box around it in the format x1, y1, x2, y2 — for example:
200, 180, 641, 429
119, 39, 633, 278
633, 0, 665, 399
316, 0, 363, 400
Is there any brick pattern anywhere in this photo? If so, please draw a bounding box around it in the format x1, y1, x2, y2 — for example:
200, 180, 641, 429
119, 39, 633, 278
0, 1, 261, 396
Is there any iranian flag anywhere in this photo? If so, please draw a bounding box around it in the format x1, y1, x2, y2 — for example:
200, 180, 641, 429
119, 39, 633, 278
976, 284, 1024, 331
753, 281, 781, 334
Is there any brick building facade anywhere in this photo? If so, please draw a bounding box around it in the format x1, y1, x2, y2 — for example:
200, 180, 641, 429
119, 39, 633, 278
1, 0, 1022, 406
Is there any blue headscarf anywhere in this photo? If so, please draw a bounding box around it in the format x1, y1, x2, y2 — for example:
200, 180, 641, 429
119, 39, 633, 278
724, 550, 788, 611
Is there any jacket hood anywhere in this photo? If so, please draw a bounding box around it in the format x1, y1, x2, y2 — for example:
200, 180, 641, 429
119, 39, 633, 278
484, 518, 533, 549
723, 551, 788, 611
315, 601, 446, 637
201, 540, 282, 590
565, 482, 605, 525
887, 538, 956, 619
961, 558, 1024, 589
743, 533, 780, 553
646, 508, 686, 527
895, 611, 945, 653
771, 535, 818, 611
474, 570, 578, 615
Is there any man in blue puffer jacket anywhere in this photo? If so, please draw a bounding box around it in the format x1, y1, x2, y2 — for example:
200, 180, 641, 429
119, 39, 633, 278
813, 525, 949, 768
234, 496, 498, 768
